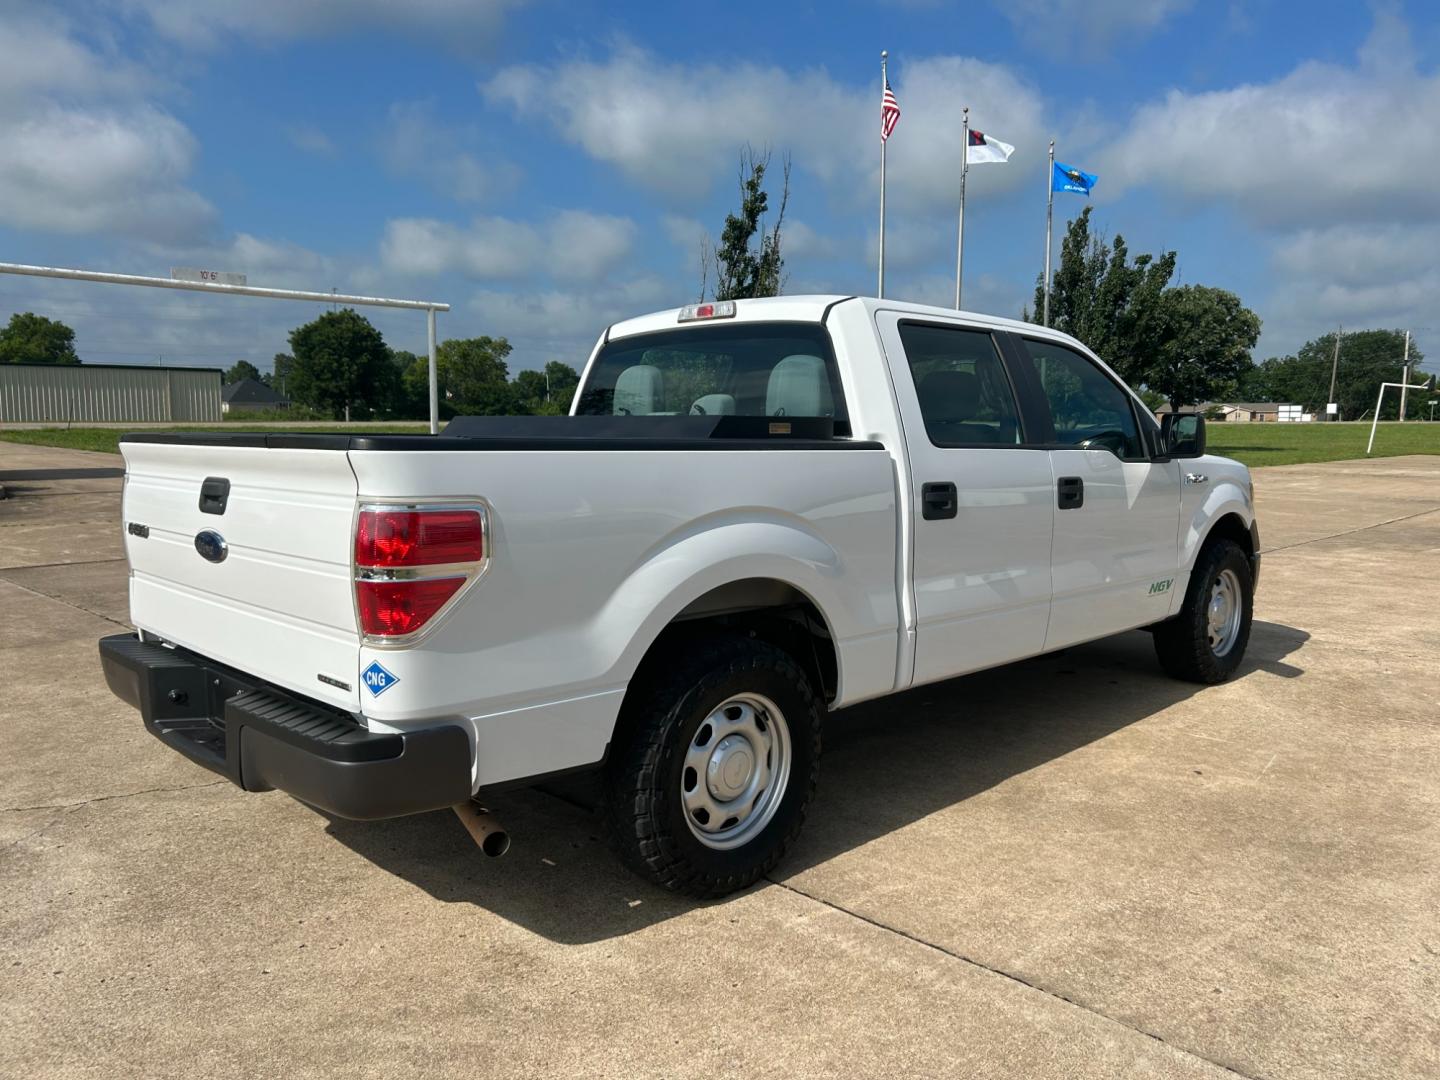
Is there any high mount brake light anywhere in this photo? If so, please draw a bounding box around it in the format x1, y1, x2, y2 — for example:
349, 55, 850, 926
353, 505, 487, 642
677, 300, 736, 322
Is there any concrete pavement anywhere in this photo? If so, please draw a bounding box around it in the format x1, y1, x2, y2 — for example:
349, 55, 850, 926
2, 442, 1437, 1079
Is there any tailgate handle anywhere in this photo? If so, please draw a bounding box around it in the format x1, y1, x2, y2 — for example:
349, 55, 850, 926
198, 477, 231, 516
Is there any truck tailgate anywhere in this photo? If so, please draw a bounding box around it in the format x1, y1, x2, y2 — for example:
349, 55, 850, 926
120, 440, 361, 712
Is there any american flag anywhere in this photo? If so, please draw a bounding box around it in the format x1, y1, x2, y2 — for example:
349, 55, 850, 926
881, 79, 901, 142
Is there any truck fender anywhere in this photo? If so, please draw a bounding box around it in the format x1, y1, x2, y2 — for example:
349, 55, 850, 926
1171, 484, 1254, 618
596, 513, 850, 700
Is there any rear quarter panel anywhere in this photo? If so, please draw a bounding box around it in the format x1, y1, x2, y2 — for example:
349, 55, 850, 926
347, 447, 899, 787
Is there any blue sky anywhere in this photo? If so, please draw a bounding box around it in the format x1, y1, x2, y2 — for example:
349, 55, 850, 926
1, 0, 1436, 377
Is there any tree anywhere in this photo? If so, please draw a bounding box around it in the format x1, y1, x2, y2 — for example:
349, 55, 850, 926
0, 312, 79, 365
436, 336, 514, 415
266, 353, 295, 393
287, 309, 396, 421
1031, 207, 1176, 387
543, 360, 580, 411
1146, 286, 1262, 410
1241, 329, 1425, 420
708, 146, 790, 301
224, 360, 262, 385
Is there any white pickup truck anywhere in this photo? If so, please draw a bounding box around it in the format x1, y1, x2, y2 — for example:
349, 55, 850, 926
100, 295, 1259, 896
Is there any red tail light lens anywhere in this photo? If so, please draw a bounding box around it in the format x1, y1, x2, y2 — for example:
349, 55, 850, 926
356, 578, 466, 637
353, 504, 488, 641
355, 509, 483, 567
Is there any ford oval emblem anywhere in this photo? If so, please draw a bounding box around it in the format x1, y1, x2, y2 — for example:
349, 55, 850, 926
194, 530, 228, 564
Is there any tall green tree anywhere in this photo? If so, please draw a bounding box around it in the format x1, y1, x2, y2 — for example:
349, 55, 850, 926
436, 336, 514, 415
224, 359, 262, 384
708, 147, 789, 301
288, 309, 395, 420
1147, 286, 1262, 410
0, 312, 79, 365
1031, 207, 1176, 387
266, 352, 295, 393
1242, 329, 1426, 420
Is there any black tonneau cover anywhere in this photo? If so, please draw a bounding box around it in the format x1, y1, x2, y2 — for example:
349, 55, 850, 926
121, 414, 880, 452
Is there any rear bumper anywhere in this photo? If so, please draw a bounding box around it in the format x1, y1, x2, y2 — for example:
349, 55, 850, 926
98, 633, 472, 820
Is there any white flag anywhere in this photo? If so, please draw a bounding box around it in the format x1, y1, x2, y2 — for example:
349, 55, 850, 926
967, 129, 1014, 164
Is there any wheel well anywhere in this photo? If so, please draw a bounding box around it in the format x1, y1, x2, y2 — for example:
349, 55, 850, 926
637, 579, 838, 705
1203, 512, 1254, 560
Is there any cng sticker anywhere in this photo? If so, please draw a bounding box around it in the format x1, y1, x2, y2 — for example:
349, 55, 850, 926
362, 660, 400, 697
1149, 578, 1174, 596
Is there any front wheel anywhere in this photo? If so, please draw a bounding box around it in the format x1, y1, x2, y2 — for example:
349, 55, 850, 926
603, 635, 822, 898
1153, 539, 1254, 684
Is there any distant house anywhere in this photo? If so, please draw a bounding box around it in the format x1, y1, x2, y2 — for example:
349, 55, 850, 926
1156, 401, 1290, 423
221, 377, 290, 414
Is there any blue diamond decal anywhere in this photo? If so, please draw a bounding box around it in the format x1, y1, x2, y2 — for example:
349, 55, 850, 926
361, 660, 400, 697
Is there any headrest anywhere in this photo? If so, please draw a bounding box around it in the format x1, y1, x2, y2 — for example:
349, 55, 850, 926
917, 370, 981, 421
690, 393, 736, 416
765, 354, 833, 417
614, 364, 663, 415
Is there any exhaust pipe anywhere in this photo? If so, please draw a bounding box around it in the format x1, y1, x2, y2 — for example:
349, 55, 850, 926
453, 801, 510, 858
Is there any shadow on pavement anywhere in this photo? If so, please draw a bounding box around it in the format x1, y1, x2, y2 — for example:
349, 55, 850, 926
320, 619, 1309, 945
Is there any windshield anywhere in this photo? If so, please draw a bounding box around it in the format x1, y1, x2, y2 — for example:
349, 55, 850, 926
575, 322, 848, 430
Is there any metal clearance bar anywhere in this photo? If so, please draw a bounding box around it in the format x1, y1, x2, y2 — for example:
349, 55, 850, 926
0, 261, 452, 434
1366, 380, 1433, 455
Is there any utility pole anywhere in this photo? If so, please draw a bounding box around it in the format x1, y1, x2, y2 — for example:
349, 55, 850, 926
1326, 326, 1342, 421
1398, 330, 1412, 422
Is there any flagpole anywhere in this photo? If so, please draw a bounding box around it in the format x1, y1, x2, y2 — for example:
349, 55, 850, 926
878, 50, 888, 299
1043, 138, 1055, 327
954, 106, 968, 310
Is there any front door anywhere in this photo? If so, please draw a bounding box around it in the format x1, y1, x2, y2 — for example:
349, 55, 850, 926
877, 314, 1056, 686
1005, 336, 1182, 650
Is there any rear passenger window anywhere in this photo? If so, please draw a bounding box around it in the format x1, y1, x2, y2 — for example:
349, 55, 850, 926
898, 323, 1022, 446
1017, 339, 1144, 459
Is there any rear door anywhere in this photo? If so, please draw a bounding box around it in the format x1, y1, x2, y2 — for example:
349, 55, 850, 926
1002, 336, 1182, 650
120, 438, 362, 712
877, 314, 1055, 685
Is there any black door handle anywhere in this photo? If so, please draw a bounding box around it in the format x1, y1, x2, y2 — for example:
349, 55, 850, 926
921, 481, 958, 520
1057, 476, 1083, 510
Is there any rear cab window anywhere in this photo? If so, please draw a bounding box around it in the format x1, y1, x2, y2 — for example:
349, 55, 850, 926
576, 322, 849, 433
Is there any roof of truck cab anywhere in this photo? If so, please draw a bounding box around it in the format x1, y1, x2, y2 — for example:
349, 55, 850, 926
604, 295, 1075, 344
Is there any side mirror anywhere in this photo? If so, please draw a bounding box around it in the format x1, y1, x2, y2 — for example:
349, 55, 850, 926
1160, 412, 1206, 458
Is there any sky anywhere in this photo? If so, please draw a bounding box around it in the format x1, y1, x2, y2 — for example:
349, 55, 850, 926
0, 0, 1436, 378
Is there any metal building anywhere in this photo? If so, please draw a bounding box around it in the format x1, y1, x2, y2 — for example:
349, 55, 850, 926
0, 363, 222, 423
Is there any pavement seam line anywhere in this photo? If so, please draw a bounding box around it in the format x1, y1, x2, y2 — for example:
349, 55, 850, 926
0, 556, 127, 571
0, 575, 131, 628
4, 779, 227, 813
766, 876, 1259, 1080
1260, 505, 1440, 555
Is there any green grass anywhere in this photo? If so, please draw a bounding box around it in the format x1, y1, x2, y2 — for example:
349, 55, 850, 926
1205, 421, 1440, 467
0, 424, 430, 455
4, 420, 1438, 468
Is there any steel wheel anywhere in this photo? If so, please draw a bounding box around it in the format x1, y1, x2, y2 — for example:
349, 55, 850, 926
680, 693, 792, 851
1207, 568, 1244, 657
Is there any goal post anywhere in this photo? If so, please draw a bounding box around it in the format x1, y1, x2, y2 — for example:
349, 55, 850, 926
0, 262, 451, 434
1366, 380, 1434, 455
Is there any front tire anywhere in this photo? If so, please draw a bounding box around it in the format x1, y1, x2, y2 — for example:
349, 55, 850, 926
1153, 539, 1254, 684
603, 634, 822, 899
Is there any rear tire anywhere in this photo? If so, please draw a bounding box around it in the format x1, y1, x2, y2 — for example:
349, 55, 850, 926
603, 634, 822, 899
1153, 539, 1253, 684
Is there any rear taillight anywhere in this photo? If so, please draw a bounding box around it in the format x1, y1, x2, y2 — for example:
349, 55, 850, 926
354, 504, 487, 642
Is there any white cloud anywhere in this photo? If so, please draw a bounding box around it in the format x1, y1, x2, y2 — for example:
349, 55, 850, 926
378, 101, 520, 203
1102, 11, 1439, 227
121, 0, 523, 50
0, 11, 216, 244
381, 211, 636, 283
286, 125, 338, 157
482, 46, 1045, 211
995, 0, 1193, 52
468, 276, 673, 365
